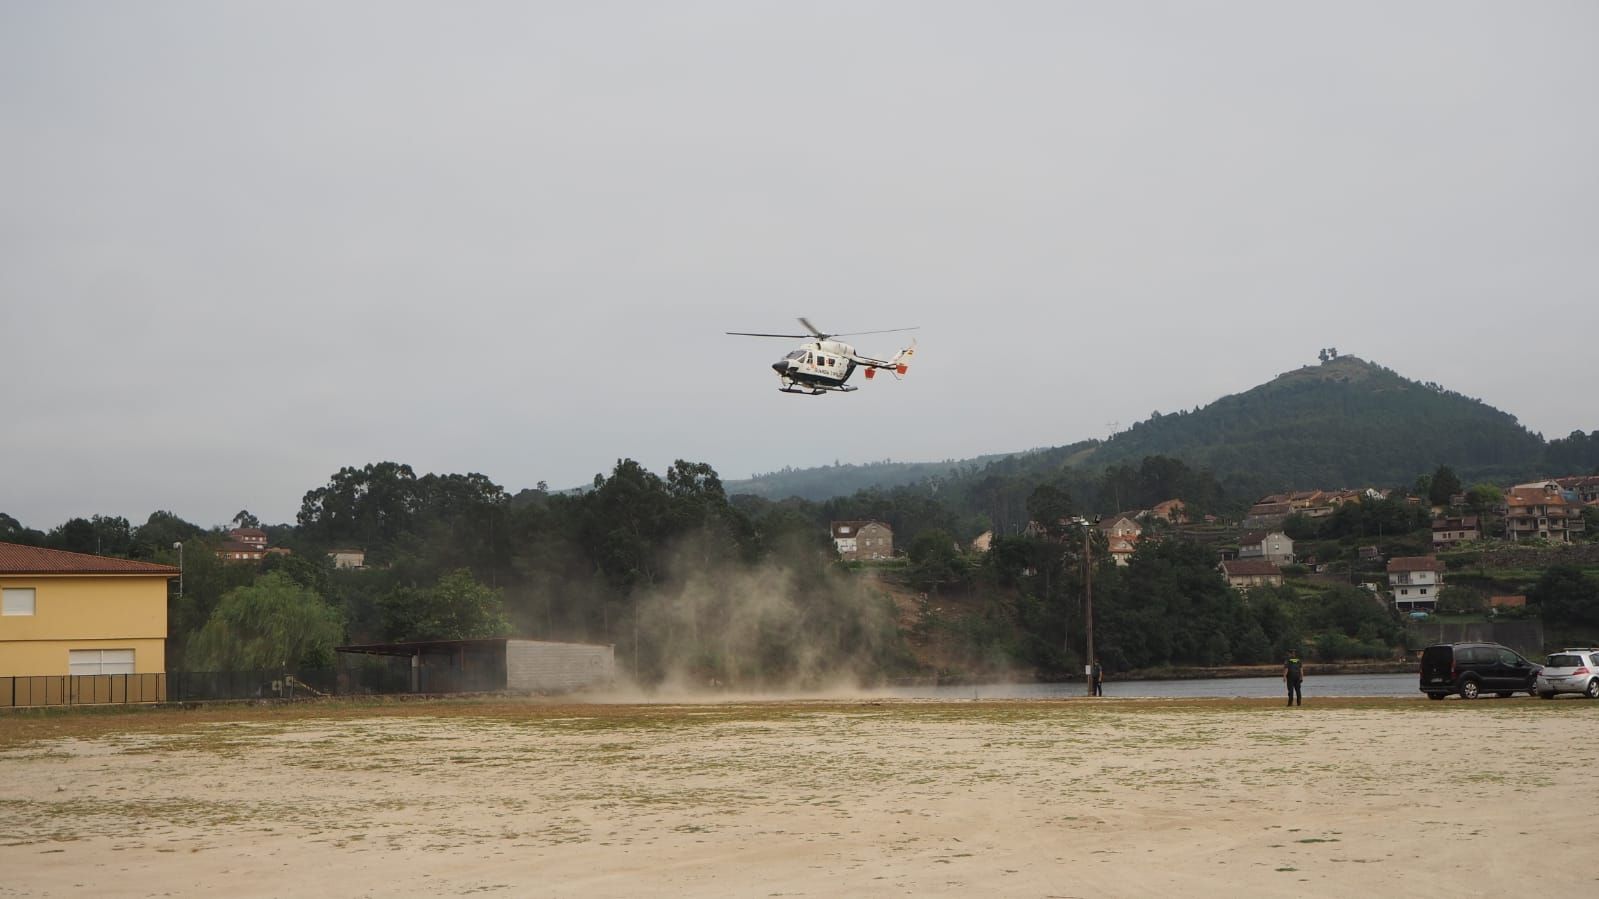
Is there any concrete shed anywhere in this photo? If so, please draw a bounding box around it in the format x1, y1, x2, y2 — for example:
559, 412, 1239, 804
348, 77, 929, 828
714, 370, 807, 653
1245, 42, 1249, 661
335, 638, 615, 695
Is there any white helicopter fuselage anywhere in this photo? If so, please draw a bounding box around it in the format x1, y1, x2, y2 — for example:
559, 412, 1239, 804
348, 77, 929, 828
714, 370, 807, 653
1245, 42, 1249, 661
727, 319, 915, 395
773, 340, 859, 389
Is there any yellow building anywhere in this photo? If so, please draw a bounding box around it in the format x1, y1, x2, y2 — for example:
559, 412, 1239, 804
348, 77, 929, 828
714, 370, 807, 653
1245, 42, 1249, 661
1, 541, 176, 680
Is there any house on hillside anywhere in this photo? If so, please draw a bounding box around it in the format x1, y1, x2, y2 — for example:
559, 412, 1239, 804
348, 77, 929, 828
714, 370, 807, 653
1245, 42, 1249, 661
1219, 559, 1283, 589
328, 548, 366, 569
1555, 475, 1599, 505
1387, 556, 1443, 612
1431, 516, 1480, 549
229, 527, 268, 548
1502, 485, 1585, 543
1, 542, 176, 699
1238, 530, 1294, 564
1151, 499, 1188, 523
1243, 500, 1292, 529
831, 521, 894, 561
1098, 515, 1142, 567
216, 540, 266, 562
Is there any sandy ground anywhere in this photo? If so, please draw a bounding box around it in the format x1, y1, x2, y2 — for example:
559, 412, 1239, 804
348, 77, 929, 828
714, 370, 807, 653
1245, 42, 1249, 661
2, 696, 1597, 898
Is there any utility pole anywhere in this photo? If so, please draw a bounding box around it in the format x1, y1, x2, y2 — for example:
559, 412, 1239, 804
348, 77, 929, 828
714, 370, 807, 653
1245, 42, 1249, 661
1083, 520, 1095, 697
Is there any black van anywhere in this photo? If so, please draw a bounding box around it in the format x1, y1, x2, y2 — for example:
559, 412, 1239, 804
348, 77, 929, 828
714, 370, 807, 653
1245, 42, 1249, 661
1420, 643, 1541, 700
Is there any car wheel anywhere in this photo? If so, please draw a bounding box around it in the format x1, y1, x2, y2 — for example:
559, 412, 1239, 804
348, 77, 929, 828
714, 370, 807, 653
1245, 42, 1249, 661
1460, 679, 1481, 700
1586, 680, 1599, 700
1427, 693, 1446, 701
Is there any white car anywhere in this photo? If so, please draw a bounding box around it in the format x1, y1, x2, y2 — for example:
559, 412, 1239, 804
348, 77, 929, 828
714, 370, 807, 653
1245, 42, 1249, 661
1536, 649, 1599, 699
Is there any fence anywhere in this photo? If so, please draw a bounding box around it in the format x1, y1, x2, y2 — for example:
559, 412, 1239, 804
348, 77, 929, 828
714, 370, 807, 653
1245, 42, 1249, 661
1, 656, 490, 709
2, 673, 168, 708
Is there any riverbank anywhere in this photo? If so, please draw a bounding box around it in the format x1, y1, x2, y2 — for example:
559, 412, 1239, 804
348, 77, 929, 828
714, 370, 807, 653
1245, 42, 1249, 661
3, 697, 1593, 897
889, 658, 1416, 687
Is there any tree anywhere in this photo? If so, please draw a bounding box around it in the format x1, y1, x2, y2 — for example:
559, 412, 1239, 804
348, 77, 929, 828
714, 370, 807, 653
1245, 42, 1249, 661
185, 572, 343, 670
131, 511, 204, 560
906, 529, 964, 594
379, 569, 511, 642
1464, 483, 1503, 516
1529, 566, 1599, 628
46, 518, 97, 554
1428, 465, 1462, 506
232, 510, 261, 529
0, 513, 44, 545
297, 462, 422, 558
1025, 483, 1075, 540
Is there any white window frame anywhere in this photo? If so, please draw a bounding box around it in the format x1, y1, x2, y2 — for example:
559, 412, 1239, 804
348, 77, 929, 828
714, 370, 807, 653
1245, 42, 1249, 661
2, 587, 36, 616
69, 649, 136, 676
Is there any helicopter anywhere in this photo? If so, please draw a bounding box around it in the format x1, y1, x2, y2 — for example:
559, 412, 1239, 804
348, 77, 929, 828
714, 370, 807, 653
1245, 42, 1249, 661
726, 318, 918, 395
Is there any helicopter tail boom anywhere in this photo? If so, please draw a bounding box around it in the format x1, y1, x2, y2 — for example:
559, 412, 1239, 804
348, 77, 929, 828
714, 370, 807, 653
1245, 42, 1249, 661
856, 339, 916, 380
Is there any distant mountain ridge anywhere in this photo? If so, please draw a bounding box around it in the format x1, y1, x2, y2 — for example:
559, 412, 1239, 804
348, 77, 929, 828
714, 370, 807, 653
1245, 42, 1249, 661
1079, 355, 1547, 496
722, 453, 1027, 502
726, 356, 1595, 503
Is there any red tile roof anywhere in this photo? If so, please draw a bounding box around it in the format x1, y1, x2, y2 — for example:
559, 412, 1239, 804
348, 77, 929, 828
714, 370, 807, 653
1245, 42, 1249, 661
1386, 556, 1442, 573
0, 541, 179, 575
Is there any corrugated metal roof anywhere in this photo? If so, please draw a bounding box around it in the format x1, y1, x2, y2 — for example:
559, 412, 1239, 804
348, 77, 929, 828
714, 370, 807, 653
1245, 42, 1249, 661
0, 541, 179, 575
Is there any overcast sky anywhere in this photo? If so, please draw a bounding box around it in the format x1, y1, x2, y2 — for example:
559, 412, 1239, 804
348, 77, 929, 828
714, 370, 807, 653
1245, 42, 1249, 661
3, 1, 1596, 530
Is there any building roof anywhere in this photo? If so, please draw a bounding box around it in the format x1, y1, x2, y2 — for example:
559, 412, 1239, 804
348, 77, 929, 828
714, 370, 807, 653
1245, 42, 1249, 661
229, 527, 267, 538
1505, 486, 1572, 508
0, 541, 179, 576
1238, 530, 1286, 546
217, 540, 264, 554
1246, 502, 1292, 517
830, 520, 891, 538
1431, 516, 1479, 530
1387, 556, 1443, 573
1220, 559, 1282, 577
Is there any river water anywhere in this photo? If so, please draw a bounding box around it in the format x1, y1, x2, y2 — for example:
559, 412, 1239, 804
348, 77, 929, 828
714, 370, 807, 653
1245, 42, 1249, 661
879, 672, 1425, 700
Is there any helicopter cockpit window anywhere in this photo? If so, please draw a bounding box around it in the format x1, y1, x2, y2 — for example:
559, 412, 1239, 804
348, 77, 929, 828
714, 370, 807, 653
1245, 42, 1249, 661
785, 350, 805, 360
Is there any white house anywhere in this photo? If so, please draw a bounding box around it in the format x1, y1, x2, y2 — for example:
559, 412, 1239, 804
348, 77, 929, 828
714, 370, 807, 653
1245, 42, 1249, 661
1387, 556, 1443, 612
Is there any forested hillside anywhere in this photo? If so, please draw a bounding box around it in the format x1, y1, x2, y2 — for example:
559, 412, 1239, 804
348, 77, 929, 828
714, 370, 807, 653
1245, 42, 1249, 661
722, 453, 1026, 502
1083, 356, 1548, 496
728, 356, 1599, 505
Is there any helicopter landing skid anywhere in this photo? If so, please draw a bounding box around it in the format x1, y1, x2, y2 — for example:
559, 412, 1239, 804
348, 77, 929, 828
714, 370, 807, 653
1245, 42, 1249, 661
779, 383, 856, 395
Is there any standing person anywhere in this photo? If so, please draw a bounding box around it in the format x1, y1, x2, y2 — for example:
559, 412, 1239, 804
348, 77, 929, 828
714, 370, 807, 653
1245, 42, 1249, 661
1284, 650, 1304, 706
1091, 658, 1104, 697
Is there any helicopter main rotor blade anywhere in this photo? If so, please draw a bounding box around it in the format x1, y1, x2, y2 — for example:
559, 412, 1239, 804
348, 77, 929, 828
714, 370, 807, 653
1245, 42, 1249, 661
797, 317, 827, 338
827, 326, 920, 338
726, 331, 813, 338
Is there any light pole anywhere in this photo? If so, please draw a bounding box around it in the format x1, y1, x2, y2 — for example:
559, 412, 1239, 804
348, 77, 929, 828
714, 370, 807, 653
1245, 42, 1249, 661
172, 542, 184, 596
1083, 520, 1095, 696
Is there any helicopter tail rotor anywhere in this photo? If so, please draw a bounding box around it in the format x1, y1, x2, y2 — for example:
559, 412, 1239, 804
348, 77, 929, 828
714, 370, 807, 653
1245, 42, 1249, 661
892, 339, 916, 377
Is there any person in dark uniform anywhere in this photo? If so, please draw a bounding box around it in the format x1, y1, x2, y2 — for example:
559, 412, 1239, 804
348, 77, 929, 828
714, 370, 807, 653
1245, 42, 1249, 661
1284, 651, 1304, 706
1091, 658, 1104, 697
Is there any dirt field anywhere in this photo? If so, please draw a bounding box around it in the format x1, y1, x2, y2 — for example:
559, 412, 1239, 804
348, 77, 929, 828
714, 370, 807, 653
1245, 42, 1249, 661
2, 695, 1596, 897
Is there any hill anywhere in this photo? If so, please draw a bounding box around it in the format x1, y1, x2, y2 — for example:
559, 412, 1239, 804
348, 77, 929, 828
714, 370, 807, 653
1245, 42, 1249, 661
1079, 355, 1547, 496
723, 453, 1024, 502
727, 356, 1593, 504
